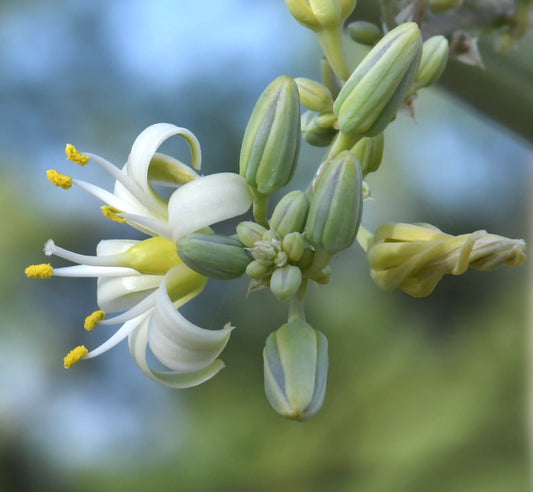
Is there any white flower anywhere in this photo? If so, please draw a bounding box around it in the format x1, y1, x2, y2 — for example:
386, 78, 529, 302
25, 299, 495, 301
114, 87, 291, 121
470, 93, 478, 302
26, 124, 252, 388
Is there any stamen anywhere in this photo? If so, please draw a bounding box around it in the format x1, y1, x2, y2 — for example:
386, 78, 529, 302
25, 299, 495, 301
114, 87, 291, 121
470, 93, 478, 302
25, 264, 53, 278
44, 239, 126, 267
47, 169, 72, 189
64, 345, 88, 368
65, 144, 90, 166
52, 265, 139, 277
102, 206, 127, 223
84, 310, 106, 331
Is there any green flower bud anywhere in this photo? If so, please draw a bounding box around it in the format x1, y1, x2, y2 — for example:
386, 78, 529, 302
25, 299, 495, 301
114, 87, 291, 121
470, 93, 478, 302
350, 133, 384, 176
263, 319, 328, 420
429, 0, 463, 13
295, 77, 334, 113
270, 265, 302, 300
270, 191, 310, 237
176, 233, 251, 280
296, 247, 315, 270
282, 232, 305, 263
240, 76, 301, 196
333, 22, 422, 137
414, 35, 449, 89
252, 242, 278, 263
305, 151, 363, 254
301, 111, 338, 147
246, 259, 273, 280
284, 0, 356, 31
236, 221, 268, 248
311, 266, 331, 284
347, 21, 382, 46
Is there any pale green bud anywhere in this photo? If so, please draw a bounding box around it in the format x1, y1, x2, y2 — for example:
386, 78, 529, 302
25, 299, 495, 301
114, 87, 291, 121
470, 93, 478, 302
270, 191, 310, 237
414, 35, 449, 89
236, 221, 268, 248
295, 77, 334, 113
274, 251, 289, 268
347, 21, 382, 46
246, 260, 273, 280
429, 0, 463, 13
350, 133, 384, 176
240, 76, 301, 196
263, 319, 328, 420
252, 242, 278, 263
270, 265, 302, 300
282, 232, 305, 263
305, 151, 363, 254
176, 233, 251, 280
333, 22, 422, 137
301, 111, 338, 147
311, 266, 331, 284
285, 0, 356, 31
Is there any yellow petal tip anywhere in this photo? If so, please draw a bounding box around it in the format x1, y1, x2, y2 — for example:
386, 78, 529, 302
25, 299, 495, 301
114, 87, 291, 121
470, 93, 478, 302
64, 345, 88, 368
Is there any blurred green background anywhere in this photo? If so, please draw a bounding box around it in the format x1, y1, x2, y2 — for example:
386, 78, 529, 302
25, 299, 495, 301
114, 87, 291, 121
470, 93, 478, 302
1, 1, 532, 491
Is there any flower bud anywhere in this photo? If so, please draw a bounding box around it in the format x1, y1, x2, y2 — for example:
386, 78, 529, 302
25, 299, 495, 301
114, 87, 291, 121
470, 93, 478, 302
270, 265, 302, 300
295, 78, 334, 112
236, 221, 268, 248
176, 233, 251, 280
270, 191, 310, 237
347, 21, 382, 46
264, 319, 328, 420
240, 76, 301, 196
246, 260, 273, 280
282, 232, 305, 263
284, 0, 356, 31
414, 35, 449, 89
350, 133, 384, 176
301, 111, 338, 147
333, 22, 422, 137
305, 151, 363, 254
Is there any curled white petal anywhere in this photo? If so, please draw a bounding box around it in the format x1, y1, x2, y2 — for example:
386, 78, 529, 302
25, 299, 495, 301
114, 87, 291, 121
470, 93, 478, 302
168, 173, 252, 241
97, 275, 163, 312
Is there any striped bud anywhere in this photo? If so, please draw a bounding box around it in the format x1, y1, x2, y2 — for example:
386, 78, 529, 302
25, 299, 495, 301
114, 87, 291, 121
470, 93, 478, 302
350, 133, 384, 176
236, 221, 268, 248
414, 35, 449, 89
270, 191, 310, 237
176, 233, 250, 280
240, 76, 301, 196
295, 78, 334, 112
270, 265, 303, 301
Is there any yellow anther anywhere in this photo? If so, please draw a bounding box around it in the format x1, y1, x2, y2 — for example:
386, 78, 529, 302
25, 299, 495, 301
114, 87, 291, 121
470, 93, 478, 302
64, 345, 89, 368
65, 144, 90, 166
102, 205, 127, 223
25, 264, 53, 278
84, 310, 106, 331
47, 169, 73, 189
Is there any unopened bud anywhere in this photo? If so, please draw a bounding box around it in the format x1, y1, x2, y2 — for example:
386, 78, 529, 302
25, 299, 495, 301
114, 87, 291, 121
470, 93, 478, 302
270, 191, 310, 237
246, 260, 273, 280
285, 0, 356, 31
347, 21, 382, 46
236, 221, 268, 248
282, 232, 305, 263
176, 233, 250, 280
350, 133, 384, 176
270, 265, 303, 300
240, 76, 301, 196
263, 319, 328, 420
301, 111, 338, 147
334, 22, 422, 137
311, 266, 331, 284
415, 35, 449, 89
295, 78, 334, 113
305, 151, 363, 254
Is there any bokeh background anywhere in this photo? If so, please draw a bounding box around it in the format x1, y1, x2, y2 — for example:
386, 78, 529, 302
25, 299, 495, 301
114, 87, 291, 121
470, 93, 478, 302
1, 0, 532, 491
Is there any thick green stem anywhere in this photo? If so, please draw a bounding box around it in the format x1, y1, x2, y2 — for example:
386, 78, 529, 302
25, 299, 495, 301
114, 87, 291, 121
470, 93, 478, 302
252, 191, 270, 227
316, 28, 351, 82
288, 278, 309, 323
304, 248, 333, 279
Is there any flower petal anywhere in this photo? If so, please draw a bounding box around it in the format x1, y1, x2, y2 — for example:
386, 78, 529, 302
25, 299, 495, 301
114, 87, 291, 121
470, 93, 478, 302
168, 173, 252, 241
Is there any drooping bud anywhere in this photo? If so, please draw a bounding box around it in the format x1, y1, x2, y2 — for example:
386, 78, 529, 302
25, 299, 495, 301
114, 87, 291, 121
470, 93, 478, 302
236, 221, 268, 248
240, 76, 301, 196
347, 21, 382, 46
270, 265, 303, 300
301, 111, 338, 147
284, 0, 356, 32
305, 151, 363, 254
270, 191, 310, 237
264, 319, 328, 420
350, 133, 385, 176
333, 22, 422, 137
295, 78, 334, 113
414, 35, 449, 89
176, 233, 251, 280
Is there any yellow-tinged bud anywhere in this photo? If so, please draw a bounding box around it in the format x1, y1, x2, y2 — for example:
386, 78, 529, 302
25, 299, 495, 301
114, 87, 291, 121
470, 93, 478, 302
64, 345, 88, 368
414, 35, 449, 89
347, 21, 382, 46
102, 206, 127, 223
246, 260, 273, 280
25, 263, 53, 278
295, 78, 334, 113
65, 144, 90, 165
47, 169, 73, 189
84, 310, 106, 331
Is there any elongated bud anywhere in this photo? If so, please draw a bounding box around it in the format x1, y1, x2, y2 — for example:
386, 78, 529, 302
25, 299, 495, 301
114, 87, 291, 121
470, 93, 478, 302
270, 265, 303, 301
282, 232, 306, 263
285, 0, 356, 31
347, 21, 382, 46
270, 191, 310, 237
240, 76, 301, 196
236, 221, 268, 248
429, 0, 463, 13
333, 22, 422, 137
305, 151, 363, 254
263, 319, 328, 420
176, 233, 250, 280
295, 78, 334, 113
301, 111, 338, 147
414, 35, 449, 89
350, 133, 384, 176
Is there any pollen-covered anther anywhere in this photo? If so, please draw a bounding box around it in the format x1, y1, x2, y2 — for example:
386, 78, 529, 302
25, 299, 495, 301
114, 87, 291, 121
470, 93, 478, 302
47, 169, 73, 189
102, 205, 127, 223
65, 144, 90, 166
84, 310, 106, 331
25, 263, 53, 278
64, 345, 88, 368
